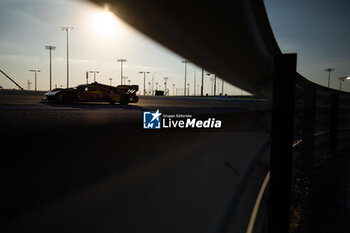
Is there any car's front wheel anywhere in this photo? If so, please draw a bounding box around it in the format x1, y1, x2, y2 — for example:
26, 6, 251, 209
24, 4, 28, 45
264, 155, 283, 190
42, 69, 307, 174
63, 93, 77, 104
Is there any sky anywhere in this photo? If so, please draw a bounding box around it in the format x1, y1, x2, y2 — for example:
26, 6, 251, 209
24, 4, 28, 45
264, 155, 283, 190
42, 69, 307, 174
0, 0, 350, 93
0, 0, 242, 95
265, 0, 350, 91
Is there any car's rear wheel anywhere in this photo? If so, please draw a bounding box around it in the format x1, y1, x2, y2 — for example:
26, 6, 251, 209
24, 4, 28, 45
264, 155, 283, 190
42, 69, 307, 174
119, 94, 129, 105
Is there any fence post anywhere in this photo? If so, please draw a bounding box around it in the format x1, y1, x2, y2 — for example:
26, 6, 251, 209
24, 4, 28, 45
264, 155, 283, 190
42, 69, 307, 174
330, 93, 339, 152
268, 54, 297, 233
301, 83, 316, 173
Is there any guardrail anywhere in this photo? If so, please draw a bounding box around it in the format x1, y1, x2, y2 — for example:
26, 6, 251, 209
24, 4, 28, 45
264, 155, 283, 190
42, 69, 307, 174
201, 53, 350, 233
243, 55, 350, 233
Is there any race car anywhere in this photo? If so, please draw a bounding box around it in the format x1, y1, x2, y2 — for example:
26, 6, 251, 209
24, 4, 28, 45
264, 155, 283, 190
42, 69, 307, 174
43, 82, 139, 105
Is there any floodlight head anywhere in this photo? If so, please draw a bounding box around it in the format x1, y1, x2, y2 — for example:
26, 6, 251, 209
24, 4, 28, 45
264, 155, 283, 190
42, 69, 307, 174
61, 27, 73, 31
339, 76, 350, 81
45, 45, 56, 50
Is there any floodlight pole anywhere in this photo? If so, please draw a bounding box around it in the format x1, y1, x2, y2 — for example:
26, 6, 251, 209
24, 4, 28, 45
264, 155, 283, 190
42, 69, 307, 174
29, 69, 40, 91
45, 45, 56, 91
152, 72, 156, 95
214, 74, 217, 96
89, 71, 100, 82
222, 79, 224, 95
201, 69, 204, 96
164, 77, 169, 95
325, 68, 335, 88
207, 73, 216, 96
122, 76, 128, 85
182, 60, 189, 96
61, 27, 73, 88
139, 71, 150, 95
27, 80, 32, 90
338, 76, 350, 90
117, 59, 127, 85
193, 68, 196, 96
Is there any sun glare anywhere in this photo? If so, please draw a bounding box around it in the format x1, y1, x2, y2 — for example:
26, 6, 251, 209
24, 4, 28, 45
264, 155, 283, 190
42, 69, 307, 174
90, 8, 121, 37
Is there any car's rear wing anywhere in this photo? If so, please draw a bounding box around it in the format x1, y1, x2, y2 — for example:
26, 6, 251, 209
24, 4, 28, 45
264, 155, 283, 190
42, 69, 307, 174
116, 85, 139, 94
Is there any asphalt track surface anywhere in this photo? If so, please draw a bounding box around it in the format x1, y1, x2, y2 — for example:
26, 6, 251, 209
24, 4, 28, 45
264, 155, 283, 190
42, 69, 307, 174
0, 93, 270, 130
0, 92, 270, 110
0, 92, 272, 233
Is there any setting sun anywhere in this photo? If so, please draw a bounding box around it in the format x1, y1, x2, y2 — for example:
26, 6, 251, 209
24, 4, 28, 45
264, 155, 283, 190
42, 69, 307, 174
90, 8, 121, 37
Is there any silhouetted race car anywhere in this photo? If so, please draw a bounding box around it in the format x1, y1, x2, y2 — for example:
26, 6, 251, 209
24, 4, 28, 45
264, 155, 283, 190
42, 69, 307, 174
43, 82, 139, 105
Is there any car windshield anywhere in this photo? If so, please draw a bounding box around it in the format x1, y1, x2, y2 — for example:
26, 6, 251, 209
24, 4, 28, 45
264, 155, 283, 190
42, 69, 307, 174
76, 85, 86, 91
51, 88, 64, 92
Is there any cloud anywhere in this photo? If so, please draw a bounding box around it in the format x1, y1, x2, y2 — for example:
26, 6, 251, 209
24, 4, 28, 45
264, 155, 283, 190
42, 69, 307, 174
70, 58, 96, 64
0, 54, 41, 63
